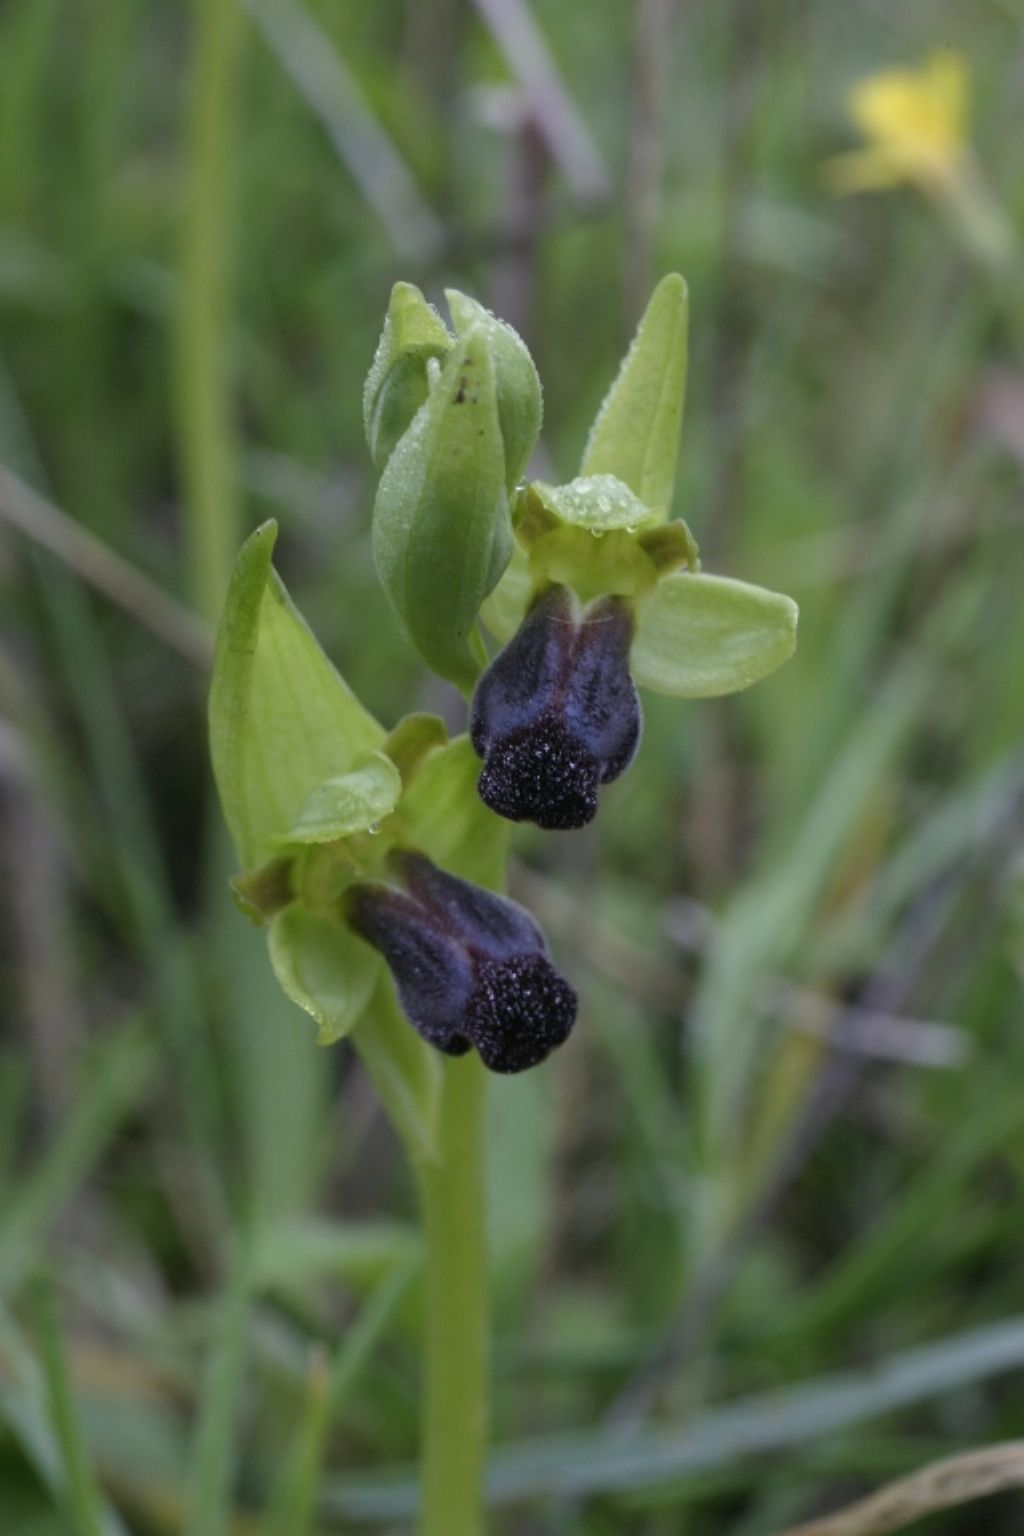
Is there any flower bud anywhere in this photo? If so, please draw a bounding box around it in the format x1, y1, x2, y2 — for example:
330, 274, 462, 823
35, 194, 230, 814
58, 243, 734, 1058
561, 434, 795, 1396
372, 324, 511, 691
363, 282, 452, 471
345, 852, 577, 1073
470, 585, 641, 830
446, 290, 542, 491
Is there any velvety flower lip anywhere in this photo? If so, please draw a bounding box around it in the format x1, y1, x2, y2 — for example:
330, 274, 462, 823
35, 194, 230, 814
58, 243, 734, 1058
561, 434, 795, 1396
470, 585, 641, 830
345, 852, 577, 1073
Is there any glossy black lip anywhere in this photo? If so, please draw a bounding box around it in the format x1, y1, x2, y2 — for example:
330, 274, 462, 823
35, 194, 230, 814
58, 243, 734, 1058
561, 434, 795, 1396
471, 585, 641, 831
346, 852, 577, 1073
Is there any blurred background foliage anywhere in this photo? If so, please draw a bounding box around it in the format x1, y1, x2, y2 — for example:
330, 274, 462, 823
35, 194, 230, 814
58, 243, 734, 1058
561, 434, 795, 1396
2, 0, 1024, 1531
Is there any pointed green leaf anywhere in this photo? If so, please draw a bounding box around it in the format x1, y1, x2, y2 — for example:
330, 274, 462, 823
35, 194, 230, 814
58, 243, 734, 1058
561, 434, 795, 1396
275, 752, 402, 847
352, 974, 442, 1163
530, 473, 659, 534
580, 272, 688, 514
400, 735, 509, 890
632, 572, 798, 697
446, 289, 542, 489
363, 282, 452, 470
209, 522, 385, 868
268, 906, 380, 1045
372, 328, 510, 690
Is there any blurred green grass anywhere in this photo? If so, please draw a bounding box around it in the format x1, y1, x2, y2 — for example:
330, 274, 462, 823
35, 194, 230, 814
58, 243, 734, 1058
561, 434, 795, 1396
1, 0, 1024, 1531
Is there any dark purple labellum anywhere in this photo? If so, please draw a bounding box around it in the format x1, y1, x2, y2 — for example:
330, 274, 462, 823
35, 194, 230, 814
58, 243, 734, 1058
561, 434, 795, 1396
471, 585, 641, 830
345, 852, 577, 1073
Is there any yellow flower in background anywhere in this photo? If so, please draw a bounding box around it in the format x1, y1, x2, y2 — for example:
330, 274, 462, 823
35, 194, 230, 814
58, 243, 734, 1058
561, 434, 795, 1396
827, 48, 968, 195
826, 48, 1014, 267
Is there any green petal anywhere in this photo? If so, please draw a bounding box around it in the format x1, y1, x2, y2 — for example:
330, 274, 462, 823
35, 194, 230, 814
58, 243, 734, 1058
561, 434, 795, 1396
580, 272, 688, 516
400, 734, 509, 890
530, 473, 659, 534
372, 326, 510, 690
632, 571, 798, 697
208, 521, 384, 869
274, 751, 402, 847
268, 906, 381, 1045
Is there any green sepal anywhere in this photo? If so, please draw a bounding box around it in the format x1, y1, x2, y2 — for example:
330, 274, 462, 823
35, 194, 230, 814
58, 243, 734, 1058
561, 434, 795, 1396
631, 571, 798, 697
446, 289, 542, 490
274, 751, 402, 847
230, 857, 296, 925
363, 282, 452, 470
208, 521, 385, 869
580, 272, 688, 516
267, 905, 381, 1045
383, 713, 449, 785
372, 327, 510, 691
400, 734, 508, 890
529, 474, 660, 535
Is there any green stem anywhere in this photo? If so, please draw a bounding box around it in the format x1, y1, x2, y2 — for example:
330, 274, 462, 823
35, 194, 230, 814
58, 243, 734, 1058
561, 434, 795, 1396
414, 1053, 489, 1536
177, 0, 245, 624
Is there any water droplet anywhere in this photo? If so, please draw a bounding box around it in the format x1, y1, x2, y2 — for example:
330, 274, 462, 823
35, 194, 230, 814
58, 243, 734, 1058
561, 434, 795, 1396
367, 821, 381, 835
590, 528, 604, 539
625, 524, 636, 535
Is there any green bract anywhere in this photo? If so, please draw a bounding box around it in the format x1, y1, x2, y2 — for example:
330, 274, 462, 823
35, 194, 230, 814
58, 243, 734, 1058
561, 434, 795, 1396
208, 520, 384, 870
369, 289, 542, 692
481, 272, 798, 698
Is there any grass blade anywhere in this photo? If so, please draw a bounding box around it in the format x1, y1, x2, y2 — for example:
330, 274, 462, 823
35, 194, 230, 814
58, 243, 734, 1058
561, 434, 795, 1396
0, 1023, 156, 1293
263, 1255, 418, 1536
30, 1275, 116, 1536
184, 1243, 255, 1536
321, 1314, 1024, 1519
